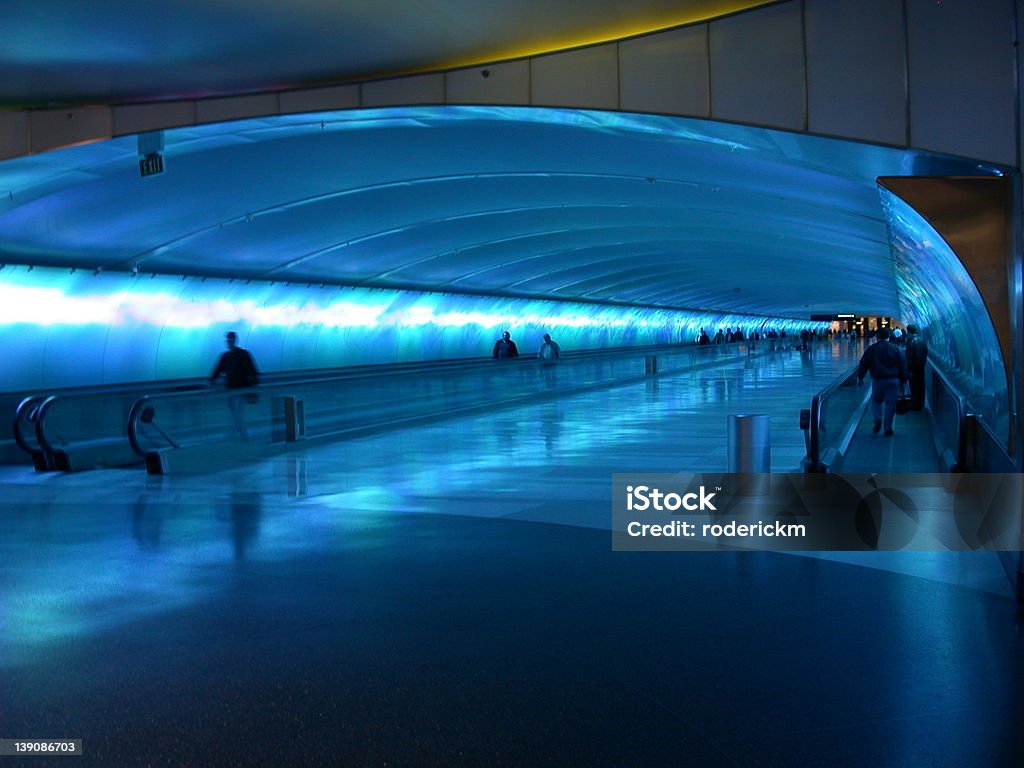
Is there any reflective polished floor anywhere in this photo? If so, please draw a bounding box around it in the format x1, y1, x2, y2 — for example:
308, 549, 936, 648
2, 343, 1022, 767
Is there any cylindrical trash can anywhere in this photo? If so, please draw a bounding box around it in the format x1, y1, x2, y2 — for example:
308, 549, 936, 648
728, 414, 771, 495
728, 414, 771, 471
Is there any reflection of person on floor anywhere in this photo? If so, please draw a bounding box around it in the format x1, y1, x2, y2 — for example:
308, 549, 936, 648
210, 331, 259, 440
857, 327, 907, 437
539, 402, 563, 453
230, 491, 263, 561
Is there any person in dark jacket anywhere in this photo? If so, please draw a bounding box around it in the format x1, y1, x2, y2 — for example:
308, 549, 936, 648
492, 331, 519, 360
905, 324, 928, 410
211, 331, 259, 389
210, 331, 259, 440
857, 327, 908, 436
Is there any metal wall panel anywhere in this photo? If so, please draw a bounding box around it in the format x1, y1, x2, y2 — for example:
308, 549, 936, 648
0, 5, 1020, 166
806, 0, 907, 147
619, 25, 710, 117
0, 111, 29, 161
709, 1, 805, 131
279, 85, 360, 115
1019, 0, 1024, 172
907, 0, 1016, 165
362, 74, 445, 107
446, 61, 530, 105
29, 107, 112, 153
195, 94, 280, 125
530, 44, 619, 110
114, 101, 196, 136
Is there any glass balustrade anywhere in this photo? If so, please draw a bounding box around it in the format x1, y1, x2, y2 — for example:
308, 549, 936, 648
927, 365, 967, 471
806, 365, 869, 471
126, 341, 774, 461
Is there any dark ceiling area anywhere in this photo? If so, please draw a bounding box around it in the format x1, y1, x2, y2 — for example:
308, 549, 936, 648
1, 1, 773, 106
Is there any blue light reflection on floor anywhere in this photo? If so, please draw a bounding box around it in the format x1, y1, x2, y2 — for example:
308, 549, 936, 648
0, 342, 1021, 765
0, 341, 1012, 656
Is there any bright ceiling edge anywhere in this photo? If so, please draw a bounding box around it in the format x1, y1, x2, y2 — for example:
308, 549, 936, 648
327, 1, 778, 90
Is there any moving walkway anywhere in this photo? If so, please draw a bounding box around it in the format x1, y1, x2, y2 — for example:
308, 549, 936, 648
8, 340, 772, 473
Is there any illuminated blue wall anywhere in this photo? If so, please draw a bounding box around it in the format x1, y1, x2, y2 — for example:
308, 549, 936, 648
0, 265, 826, 393
880, 188, 1008, 439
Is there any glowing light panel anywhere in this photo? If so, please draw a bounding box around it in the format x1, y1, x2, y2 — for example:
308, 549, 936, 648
880, 187, 1008, 439
0, 265, 826, 392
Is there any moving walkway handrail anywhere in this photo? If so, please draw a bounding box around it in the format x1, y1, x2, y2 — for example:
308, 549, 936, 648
24, 354, 526, 464
16, 336, 756, 456
18, 337, 761, 468
806, 364, 862, 472
965, 412, 1016, 472
932, 366, 1013, 472
13, 396, 47, 455
28, 384, 208, 459
18, 338, 705, 458
926, 360, 969, 472
33, 396, 61, 460
806, 359, 968, 473
806, 356, 990, 474
125, 339, 773, 461
11, 380, 208, 461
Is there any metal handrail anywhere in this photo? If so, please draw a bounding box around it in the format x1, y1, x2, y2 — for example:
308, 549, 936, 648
805, 364, 862, 472
125, 339, 778, 461
127, 395, 174, 458
19, 338, 714, 459
964, 411, 1016, 472
16, 336, 758, 458
805, 359, 970, 473
925, 360, 969, 471
33, 396, 67, 461
12, 396, 47, 455
962, 410, 1021, 602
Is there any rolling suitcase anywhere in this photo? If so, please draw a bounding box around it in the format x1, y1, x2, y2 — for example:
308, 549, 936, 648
894, 386, 912, 415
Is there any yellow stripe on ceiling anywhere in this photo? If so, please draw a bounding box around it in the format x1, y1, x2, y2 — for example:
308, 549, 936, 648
362, 1, 776, 79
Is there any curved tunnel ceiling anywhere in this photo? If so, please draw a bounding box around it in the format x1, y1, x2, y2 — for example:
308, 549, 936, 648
0, 107, 999, 318
1, 1, 774, 106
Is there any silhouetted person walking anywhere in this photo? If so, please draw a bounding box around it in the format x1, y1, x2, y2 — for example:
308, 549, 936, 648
905, 324, 928, 410
857, 327, 907, 436
211, 331, 259, 389
492, 331, 519, 360
537, 332, 561, 389
537, 333, 561, 363
211, 331, 259, 439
